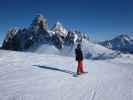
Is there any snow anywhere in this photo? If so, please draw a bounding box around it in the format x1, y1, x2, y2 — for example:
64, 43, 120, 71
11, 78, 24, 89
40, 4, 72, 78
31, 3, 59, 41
0, 50, 133, 100
34, 44, 60, 55
81, 39, 117, 59
55, 21, 68, 34
100, 34, 133, 53
51, 21, 68, 37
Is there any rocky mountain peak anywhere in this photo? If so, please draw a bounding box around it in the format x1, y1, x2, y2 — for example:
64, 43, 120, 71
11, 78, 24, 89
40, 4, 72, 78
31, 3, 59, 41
56, 21, 62, 26
51, 21, 68, 37
31, 14, 48, 30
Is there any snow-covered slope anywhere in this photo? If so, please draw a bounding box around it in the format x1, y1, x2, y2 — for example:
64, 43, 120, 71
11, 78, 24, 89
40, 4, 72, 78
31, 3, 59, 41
31, 38, 117, 59
31, 44, 60, 55
0, 50, 133, 100
81, 39, 117, 59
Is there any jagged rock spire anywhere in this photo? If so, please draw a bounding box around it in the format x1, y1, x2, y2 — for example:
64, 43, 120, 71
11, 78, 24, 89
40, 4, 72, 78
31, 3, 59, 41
31, 14, 48, 30
51, 21, 68, 37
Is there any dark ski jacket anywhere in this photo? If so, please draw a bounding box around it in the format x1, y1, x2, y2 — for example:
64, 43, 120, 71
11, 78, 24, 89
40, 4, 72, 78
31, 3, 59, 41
75, 47, 83, 61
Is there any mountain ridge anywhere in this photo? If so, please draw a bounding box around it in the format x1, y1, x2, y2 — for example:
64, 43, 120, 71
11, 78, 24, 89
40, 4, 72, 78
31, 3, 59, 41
99, 34, 133, 54
2, 14, 133, 59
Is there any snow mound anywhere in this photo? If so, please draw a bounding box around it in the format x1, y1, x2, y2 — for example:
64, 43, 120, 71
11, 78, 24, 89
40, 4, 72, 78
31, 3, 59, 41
81, 39, 117, 59
34, 44, 60, 55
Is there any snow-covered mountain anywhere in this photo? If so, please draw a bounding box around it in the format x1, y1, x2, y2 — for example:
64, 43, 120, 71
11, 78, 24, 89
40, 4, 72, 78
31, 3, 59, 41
1, 14, 119, 59
51, 21, 68, 37
100, 34, 133, 54
0, 50, 133, 100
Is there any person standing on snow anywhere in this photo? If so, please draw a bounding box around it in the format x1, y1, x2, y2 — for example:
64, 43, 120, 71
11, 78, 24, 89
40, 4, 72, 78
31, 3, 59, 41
75, 43, 84, 75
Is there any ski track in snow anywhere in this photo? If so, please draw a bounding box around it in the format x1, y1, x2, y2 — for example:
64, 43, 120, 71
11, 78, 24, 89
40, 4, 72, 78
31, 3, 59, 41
0, 50, 133, 100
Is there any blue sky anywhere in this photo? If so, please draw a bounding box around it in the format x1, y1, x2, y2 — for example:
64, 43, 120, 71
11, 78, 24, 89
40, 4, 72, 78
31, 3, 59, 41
0, 0, 133, 44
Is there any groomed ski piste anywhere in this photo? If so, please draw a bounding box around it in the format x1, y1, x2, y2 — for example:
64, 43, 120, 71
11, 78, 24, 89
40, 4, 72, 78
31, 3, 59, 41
0, 50, 133, 100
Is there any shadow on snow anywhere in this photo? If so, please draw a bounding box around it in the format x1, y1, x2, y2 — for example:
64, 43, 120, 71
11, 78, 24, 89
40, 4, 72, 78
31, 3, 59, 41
33, 65, 77, 76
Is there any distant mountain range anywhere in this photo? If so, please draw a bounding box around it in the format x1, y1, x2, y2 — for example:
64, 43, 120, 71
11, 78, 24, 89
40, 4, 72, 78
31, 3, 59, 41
2, 14, 88, 51
99, 34, 133, 54
1, 14, 133, 59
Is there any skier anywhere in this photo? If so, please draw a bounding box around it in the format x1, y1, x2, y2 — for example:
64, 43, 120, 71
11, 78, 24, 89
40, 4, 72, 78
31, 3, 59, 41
75, 43, 84, 75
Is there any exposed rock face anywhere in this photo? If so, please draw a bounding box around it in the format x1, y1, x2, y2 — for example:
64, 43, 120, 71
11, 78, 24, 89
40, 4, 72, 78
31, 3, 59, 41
2, 15, 50, 51
2, 15, 89, 51
64, 31, 75, 46
31, 14, 48, 31
2, 28, 20, 50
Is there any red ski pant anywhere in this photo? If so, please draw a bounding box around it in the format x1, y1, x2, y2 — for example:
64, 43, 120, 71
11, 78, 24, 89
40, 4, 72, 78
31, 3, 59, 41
77, 61, 84, 74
